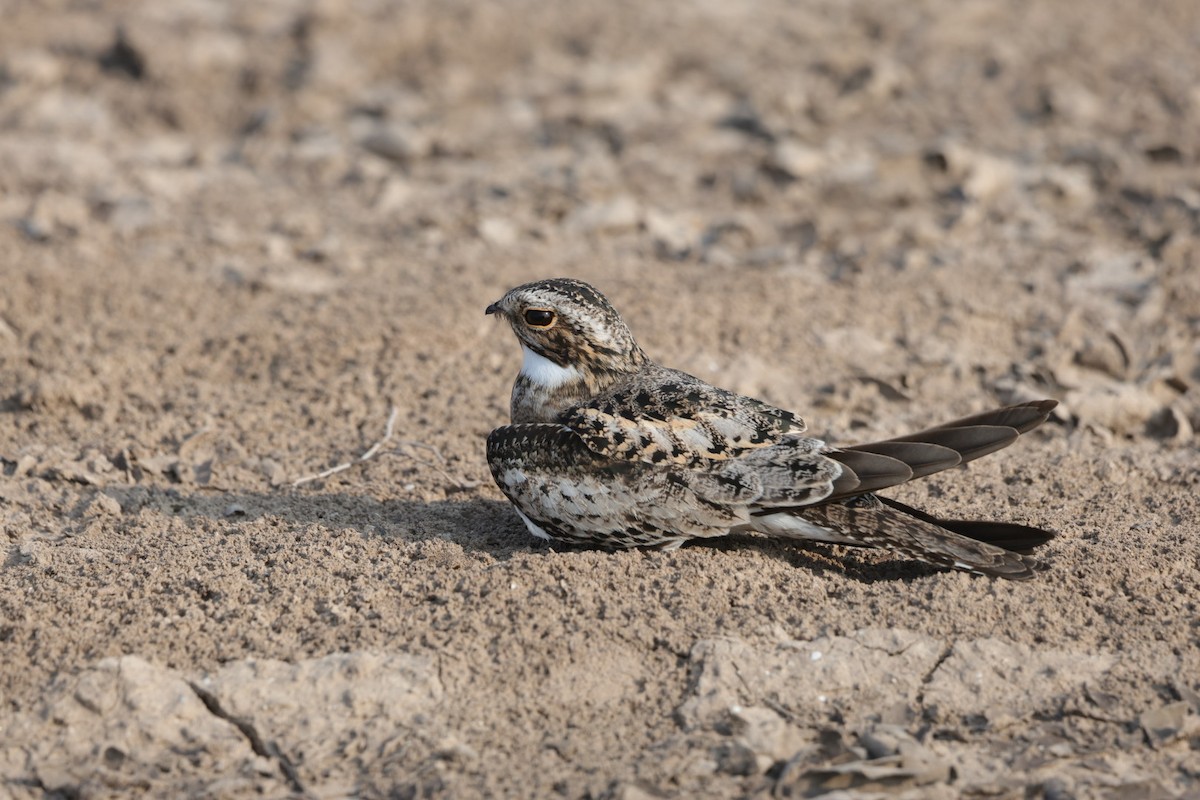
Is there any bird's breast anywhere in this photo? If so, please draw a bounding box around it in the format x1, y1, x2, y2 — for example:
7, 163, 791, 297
510, 346, 595, 423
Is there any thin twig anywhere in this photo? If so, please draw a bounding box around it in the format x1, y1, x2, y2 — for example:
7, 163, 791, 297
383, 448, 481, 491
393, 439, 445, 463
292, 405, 399, 487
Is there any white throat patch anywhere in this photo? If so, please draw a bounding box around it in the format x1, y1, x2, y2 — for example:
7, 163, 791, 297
520, 345, 581, 389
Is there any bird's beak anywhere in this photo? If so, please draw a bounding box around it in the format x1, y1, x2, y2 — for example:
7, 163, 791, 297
485, 300, 502, 316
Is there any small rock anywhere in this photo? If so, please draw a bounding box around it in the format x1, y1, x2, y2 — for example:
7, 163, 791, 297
86, 453, 115, 475
434, 738, 478, 762
18, 217, 51, 243
135, 135, 198, 168
717, 103, 774, 142
478, 217, 518, 246
86, 493, 123, 518
25, 191, 91, 239
373, 177, 413, 213
861, 724, 947, 779
1065, 384, 1162, 437
1144, 406, 1192, 442
136, 454, 178, 478
98, 196, 155, 236
1084, 685, 1121, 716
1173, 681, 1200, 714
613, 784, 666, 800
860, 726, 903, 759
699, 219, 755, 255
1140, 701, 1189, 747
1105, 780, 1175, 799
964, 154, 1018, 201
14, 376, 81, 413
261, 459, 288, 487
1073, 332, 1130, 380
102, 745, 126, 767
1046, 741, 1074, 758
644, 209, 697, 260
361, 126, 426, 164
13, 454, 39, 477
1145, 144, 1182, 163
770, 140, 827, 180
261, 267, 341, 296
14, 541, 41, 565
775, 732, 951, 797
727, 705, 805, 767
1038, 164, 1096, 207
1042, 777, 1073, 800
1066, 249, 1154, 306
564, 196, 640, 234
292, 127, 346, 164
99, 27, 147, 80
48, 463, 103, 486
263, 234, 290, 261
713, 740, 757, 776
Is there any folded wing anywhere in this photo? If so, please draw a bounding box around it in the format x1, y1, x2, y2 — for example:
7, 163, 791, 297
563, 367, 805, 466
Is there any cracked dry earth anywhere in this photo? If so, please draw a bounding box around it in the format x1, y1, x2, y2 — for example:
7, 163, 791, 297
2, 0, 1200, 798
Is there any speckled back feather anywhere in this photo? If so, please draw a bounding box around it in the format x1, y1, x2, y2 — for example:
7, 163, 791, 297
564, 365, 804, 466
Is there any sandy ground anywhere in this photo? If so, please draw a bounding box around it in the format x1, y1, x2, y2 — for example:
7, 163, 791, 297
1, 1, 1199, 797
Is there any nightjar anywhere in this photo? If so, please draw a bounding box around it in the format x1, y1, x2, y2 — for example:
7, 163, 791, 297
485, 278, 1057, 580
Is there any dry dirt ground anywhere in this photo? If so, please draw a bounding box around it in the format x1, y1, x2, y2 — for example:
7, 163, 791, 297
2, 1, 1199, 798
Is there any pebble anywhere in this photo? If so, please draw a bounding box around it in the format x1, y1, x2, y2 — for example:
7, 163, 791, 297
563, 195, 639, 233
86, 493, 123, 518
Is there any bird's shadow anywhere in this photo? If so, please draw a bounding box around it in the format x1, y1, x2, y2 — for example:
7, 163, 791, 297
88, 485, 953, 583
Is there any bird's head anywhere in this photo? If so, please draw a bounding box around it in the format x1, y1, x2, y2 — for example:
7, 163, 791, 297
486, 278, 648, 382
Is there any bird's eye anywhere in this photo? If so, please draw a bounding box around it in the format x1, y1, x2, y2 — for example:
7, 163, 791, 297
523, 308, 556, 328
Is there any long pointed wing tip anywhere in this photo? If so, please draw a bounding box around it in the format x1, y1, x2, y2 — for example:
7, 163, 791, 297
1009, 398, 1060, 431
1025, 398, 1060, 420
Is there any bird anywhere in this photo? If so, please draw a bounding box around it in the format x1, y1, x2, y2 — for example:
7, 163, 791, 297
484, 278, 1057, 580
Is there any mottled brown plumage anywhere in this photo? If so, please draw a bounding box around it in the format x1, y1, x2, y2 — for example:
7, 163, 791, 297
486, 278, 1058, 580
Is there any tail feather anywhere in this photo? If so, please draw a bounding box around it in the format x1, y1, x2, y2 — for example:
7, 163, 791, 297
750, 400, 1059, 579
877, 496, 1054, 554
793, 503, 1043, 580
827, 450, 911, 498
828, 400, 1058, 498
846, 440, 961, 479
924, 399, 1058, 435
885, 424, 1019, 463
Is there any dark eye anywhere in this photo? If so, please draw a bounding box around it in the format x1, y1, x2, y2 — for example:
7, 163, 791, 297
523, 308, 556, 328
